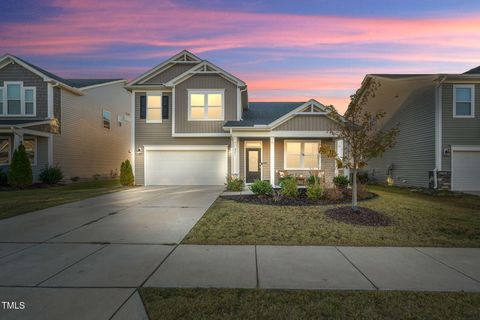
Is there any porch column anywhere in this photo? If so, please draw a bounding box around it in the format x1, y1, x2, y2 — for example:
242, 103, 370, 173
270, 137, 275, 185
231, 136, 240, 177
12, 128, 23, 150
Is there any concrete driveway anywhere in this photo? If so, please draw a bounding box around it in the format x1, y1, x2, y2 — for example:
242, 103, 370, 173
0, 185, 223, 320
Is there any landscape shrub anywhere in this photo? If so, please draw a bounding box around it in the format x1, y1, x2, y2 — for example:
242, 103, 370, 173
357, 171, 369, 184
120, 160, 134, 186
333, 175, 349, 189
0, 171, 7, 186
280, 176, 298, 198
346, 183, 370, 199
7, 144, 32, 188
39, 165, 64, 184
249, 179, 273, 196
306, 177, 324, 200
324, 187, 344, 201
226, 175, 244, 191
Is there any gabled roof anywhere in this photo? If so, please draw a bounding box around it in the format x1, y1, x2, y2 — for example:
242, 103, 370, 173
66, 79, 124, 89
464, 66, 480, 74
126, 50, 202, 86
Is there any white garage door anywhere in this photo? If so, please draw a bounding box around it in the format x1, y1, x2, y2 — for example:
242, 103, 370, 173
452, 148, 480, 191
145, 147, 228, 186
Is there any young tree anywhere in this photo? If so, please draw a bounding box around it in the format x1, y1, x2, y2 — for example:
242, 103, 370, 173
8, 143, 33, 188
120, 159, 134, 186
322, 79, 399, 211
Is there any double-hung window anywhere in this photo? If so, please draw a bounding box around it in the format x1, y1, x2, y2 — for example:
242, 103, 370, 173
0, 137, 10, 165
284, 141, 320, 170
188, 90, 224, 121
146, 92, 162, 123
453, 85, 475, 118
1, 82, 36, 116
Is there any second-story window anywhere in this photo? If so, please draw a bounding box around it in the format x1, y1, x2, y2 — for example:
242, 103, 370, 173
146, 92, 162, 123
188, 90, 224, 121
103, 110, 111, 129
1, 82, 36, 116
454, 85, 475, 118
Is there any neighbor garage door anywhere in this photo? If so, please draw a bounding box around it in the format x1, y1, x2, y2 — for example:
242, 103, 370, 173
144, 146, 228, 186
451, 147, 480, 191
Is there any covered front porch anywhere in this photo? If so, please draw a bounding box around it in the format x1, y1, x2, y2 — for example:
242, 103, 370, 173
230, 133, 346, 187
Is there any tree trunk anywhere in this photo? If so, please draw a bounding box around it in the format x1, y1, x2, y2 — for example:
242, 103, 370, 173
352, 167, 358, 212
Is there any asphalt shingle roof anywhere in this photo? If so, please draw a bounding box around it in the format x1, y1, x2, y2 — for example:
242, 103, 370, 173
224, 102, 304, 127
464, 66, 480, 74
0, 119, 49, 125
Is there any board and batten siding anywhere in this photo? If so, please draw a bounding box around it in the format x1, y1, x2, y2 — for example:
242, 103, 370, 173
54, 82, 131, 180
174, 74, 237, 134
366, 85, 436, 187
143, 63, 197, 84
273, 115, 337, 131
0, 63, 48, 118
441, 83, 480, 171
134, 92, 231, 185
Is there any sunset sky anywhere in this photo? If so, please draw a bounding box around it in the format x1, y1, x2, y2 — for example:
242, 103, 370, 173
1, 0, 480, 112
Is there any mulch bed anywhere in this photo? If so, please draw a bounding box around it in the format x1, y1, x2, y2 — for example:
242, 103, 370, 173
222, 192, 377, 206
325, 206, 392, 226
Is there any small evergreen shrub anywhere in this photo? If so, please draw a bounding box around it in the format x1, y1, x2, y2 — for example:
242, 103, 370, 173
226, 175, 244, 191
333, 175, 349, 189
306, 177, 324, 200
249, 179, 273, 196
39, 165, 64, 184
280, 176, 298, 198
7, 144, 32, 188
0, 171, 7, 186
120, 160, 134, 186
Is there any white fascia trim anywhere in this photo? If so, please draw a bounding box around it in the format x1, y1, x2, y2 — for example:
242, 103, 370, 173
144, 145, 228, 151
130, 90, 136, 183
79, 80, 126, 91
451, 145, 480, 152
165, 61, 246, 87
231, 131, 337, 138
453, 84, 475, 118
126, 50, 202, 86
172, 133, 231, 137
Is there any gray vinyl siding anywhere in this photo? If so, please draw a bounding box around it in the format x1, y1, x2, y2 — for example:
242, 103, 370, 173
0, 63, 48, 119
273, 115, 337, 131
366, 85, 436, 187
53, 83, 131, 180
441, 83, 480, 171
143, 63, 196, 84
134, 92, 231, 185
175, 74, 237, 133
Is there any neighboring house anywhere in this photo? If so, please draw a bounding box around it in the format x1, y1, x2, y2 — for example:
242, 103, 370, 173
126, 50, 345, 186
357, 67, 480, 192
0, 54, 132, 181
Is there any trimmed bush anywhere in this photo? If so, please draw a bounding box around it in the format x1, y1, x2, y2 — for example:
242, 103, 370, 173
357, 171, 369, 184
120, 159, 134, 186
7, 144, 32, 188
280, 176, 298, 198
333, 175, 349, 189
0, 171, 7, 186
226, 175, 244, 191
249, 179, 273, 196
306, 177, 324, 200
39, 165, 64, 184
324, 188, 344, 201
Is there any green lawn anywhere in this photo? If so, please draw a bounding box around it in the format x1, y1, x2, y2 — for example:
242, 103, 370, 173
0, 180, 126, 220
140, 288, 480, 320
183, 185, 480, 247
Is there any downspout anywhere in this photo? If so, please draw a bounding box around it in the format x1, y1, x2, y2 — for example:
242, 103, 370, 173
433, 75, 446, 189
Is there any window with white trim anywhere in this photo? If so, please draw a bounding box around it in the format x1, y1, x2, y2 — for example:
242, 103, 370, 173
0, 137, 10, 165
23, 137, 36, 166
188, 90, 224, 121
1, 82, 36, 116
454, 85, 475, 118
284, 141, 320, 170
146, 92, 162, 123
103, 110, 111, 129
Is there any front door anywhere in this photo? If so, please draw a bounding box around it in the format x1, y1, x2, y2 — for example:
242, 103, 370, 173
246, 148, 261, 183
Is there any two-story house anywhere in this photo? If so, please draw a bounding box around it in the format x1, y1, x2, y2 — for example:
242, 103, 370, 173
357, 68, 480, 192
126, 50, 344, 186
0, 54, 132, 181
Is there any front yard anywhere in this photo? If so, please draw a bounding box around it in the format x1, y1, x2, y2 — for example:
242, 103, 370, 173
140, 288, 480, 320
183, 185, 480, 247
0, 180, 126, 220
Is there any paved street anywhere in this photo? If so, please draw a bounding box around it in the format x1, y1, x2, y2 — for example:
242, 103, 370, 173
0, 186, 479, 319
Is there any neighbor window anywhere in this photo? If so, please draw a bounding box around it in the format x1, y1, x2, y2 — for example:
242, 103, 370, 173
284, 141, 320, 170
23, 138, 36, 165
0, 138, 10, 165
146, 92, 162, 123
1, 82, 36, 116
454, 85, 475, 117
103, 110, 111, 129
188, 90, 224, 120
